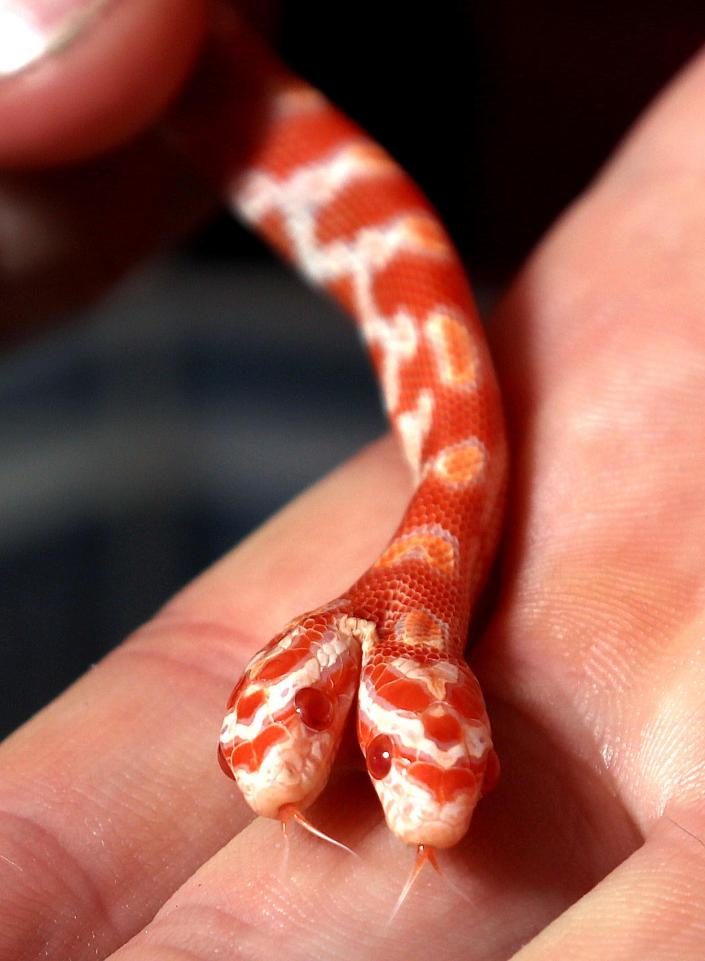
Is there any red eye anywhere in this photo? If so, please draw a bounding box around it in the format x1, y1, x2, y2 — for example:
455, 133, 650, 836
294, 687, 334, 731
366, 734, 394, 780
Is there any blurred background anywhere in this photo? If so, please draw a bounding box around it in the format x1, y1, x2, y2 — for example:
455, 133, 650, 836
2, 1, 705, 737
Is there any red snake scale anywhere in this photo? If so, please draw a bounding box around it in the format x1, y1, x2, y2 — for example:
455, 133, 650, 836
180, 10, 508, 860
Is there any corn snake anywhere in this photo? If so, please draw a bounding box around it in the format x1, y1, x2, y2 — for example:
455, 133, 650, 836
193, 10, 508, 861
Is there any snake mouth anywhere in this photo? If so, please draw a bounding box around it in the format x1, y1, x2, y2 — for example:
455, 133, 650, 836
230, 735, 336, 819
373, 757, 482, 848
393, 813, 472, 849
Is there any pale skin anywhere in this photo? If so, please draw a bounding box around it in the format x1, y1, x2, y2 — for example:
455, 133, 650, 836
1, 4, 705, 959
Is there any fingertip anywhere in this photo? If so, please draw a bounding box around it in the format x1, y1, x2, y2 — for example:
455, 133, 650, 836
0, 0, 209, 167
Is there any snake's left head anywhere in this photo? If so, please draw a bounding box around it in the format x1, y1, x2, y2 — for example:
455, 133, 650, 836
358, 653, 499, 848
217, 605, 364, 820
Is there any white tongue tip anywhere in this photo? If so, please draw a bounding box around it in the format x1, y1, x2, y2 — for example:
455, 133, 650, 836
279, 803, 359, 858
386, 844, 443, 927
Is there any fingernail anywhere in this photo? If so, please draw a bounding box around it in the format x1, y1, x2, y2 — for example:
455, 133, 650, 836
0, 0, 107, 77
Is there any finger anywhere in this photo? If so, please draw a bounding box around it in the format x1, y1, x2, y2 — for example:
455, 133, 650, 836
510, 817, 705, 960
0, 0, 208, 166
79, 692, 640, 961
97, 803, 457, 961
484, 38, 705, 775
0, 138, 216, 343
475, 40, 705, 956
0, 439, 411, 961
0, 0, 214, 342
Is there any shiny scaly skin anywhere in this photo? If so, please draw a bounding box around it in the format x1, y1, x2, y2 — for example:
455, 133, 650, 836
198, 13, 507, 850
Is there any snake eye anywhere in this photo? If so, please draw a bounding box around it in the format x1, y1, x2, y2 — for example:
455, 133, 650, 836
294, 687, 334, 731
366, 733, 394, 780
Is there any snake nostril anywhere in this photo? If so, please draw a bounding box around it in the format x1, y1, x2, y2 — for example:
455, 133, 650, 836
366, 733, 394, 780
294, 686, 334, 731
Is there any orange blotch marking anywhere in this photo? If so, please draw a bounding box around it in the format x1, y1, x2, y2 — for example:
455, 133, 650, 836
409, 762, 478, 801
273, 86, 325, 120
407, 762, 441, 795
258, 108, 360, 178
376, 533, 455, 576
217, 742, 236, 780
367, 664, 399, 689
441, 766, 479, 799
448, 679, 484, 719
404, 215, 450, 255
226, 673, 248, 710
257, 210, 293, 261
256, 648, 305, 681
235, 687, 266, 723
398, 610, 446, 646
426, 311, 478, 387
348, 142, 392, 166
372, 254, 474, 319
357, 717, 373, 753
315, 171, 418, 246
435, 441, 486, 485
379, 677, 433, 713
231, 740, 257, 772
232, 724, 287, 771
326, 274, 357, 315
291, 629, 322, 655
422, 709, 462, 747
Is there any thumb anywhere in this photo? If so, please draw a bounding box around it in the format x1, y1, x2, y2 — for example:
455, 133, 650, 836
0, 0, 209, 166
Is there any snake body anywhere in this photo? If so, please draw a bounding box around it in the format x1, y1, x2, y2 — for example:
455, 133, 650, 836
210, 14, 507, 852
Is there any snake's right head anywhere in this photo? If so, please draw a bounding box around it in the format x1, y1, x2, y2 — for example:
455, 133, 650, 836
358, 653, 499, 849
217, 606, 364, 819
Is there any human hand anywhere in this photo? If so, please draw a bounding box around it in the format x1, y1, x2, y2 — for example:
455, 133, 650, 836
2, 12, 705, 961
0, 0, 260, 341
